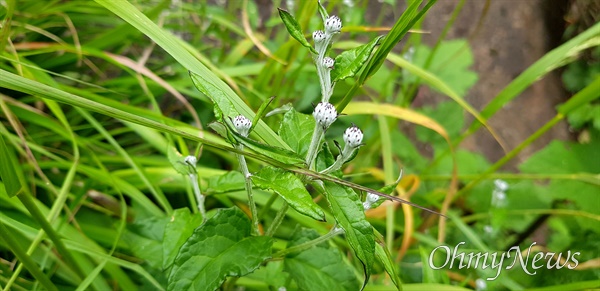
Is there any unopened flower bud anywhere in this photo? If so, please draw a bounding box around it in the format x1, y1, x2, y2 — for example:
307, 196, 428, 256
363, 192, 380, 210
184, 155, 197, 167
343, 125, 363, 148
322, 57, 334, 69
324, 15, 342, 34
313, 102, 337, 129
313, 30, 326, 43
233, 115, 252, 137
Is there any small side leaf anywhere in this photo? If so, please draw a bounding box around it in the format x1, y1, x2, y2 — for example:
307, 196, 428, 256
374, 230, 402, 290
250, 96, 275, 133
162, 208, 203, 270
226, 121, 305, 165
168, 207, 273, 291
278, 109, 315, 157
252, 167, 326, 221
317, 1, 329, 23
278, 8, 318, 54
190, 71, 236, 122
322, 181, 375, 288
167, 144, 192, 175
332, 36, 384, 82
284, 227, 360, 291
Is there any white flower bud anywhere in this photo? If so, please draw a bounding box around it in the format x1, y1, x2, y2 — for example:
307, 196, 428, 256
313, 102, 337, 129
362, 192, 380, 210
322, 57, 334, 69
343, 125, 363, 148
324, 15, 342, 34
494, 179, 509, 192
313, 30, 325, 43
184, 155, 197, 167
233, 115, 252, 137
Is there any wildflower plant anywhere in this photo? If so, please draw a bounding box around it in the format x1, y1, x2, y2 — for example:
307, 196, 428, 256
162, 3, 443, 290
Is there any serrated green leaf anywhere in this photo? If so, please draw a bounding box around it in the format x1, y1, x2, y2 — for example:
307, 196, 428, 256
284, 228, 360, 291
374, 230, 402, 290
168, 207, 273, 291
278, 109, 315, 157
162, 208, 203, 270
0, 134, 22, 197
278, 8, 318, 54
190, 71, 236, 122
226, 121, 305, 165
332, 35, 383, 82
252, 167, 325, 221
322, 181, 375, 288
206, 171, 245, 194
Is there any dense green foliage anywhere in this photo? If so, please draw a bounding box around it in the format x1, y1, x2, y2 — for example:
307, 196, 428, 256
0, 0, 599, 290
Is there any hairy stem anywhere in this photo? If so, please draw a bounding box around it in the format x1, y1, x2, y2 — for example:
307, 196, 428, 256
305, 125, 324, 170
265, 201, 288, 237
188, 173, 206, 222
236, 144, 259, 236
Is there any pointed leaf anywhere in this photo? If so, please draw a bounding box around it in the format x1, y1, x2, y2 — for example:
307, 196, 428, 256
168, 207, 273, 291
284, 228, 360, 291
226, 121, 305, 165
278, 8, 318, 54
162, 208, 203, 269
374, 230, 402, 290
250, 96, 275, 133
0, 134, 22, 197
278, 109, 315, 157
252, 167, 325, 221
316, 1, 329, 23
190, 71, 236, 122
332, 36, 383, 82
167, 145, 192, 175
322, 181, 375, 288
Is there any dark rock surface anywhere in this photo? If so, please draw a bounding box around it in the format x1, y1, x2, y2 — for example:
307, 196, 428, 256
419, 0, 572, 168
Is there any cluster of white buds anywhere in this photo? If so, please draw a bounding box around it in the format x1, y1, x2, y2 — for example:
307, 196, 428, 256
362, 192, 380, 210
313, 102, 337, 129
233, 115, 252, 137
322, 57, 334, 69
343, 125, 363, 148
313, 30, 326, 43
324, 15, 342, 34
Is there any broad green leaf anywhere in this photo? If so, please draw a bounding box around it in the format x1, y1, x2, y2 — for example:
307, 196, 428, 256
0, 134, 22, 197
322, 181, 375, 288
205, 171, 245, 194
332, 36, 383, 82
252, 167, 326, 221
168, 207, 273, 291
519, 135, 600, 231
284, 228, 360, 291
162, 208, 203, 270
278, 109, 315, 157
278, 8, 318, 54
374, 231, 401, 290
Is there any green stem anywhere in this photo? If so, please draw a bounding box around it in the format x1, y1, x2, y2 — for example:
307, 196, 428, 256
0, 222, 58, 291
265, 201, 288, 237
236, 144, 259, 235
274, 226, 343, 257
321, 145, 355, 174
305, 125, 324, 169
189, 173, 206, 222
